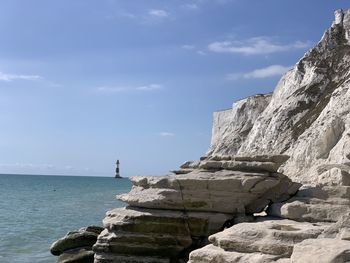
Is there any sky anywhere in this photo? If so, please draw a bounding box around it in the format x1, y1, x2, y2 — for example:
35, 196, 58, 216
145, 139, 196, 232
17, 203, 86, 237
0, 0, 348, 177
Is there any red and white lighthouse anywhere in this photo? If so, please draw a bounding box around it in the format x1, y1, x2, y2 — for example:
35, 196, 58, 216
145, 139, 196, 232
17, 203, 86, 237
115, 160, 121, 178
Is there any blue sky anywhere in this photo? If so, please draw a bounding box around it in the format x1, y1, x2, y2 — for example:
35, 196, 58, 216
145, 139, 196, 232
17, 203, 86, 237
0, 0, 348, 176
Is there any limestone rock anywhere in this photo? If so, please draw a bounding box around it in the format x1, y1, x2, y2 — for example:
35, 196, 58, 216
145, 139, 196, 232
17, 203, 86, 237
50, 226, 103, 256
95, 159, 299, 262
57, 248, 94, 263
118, 169, 299, 214
267, 185, 350, 222
208, 219, 326, 257
98, 207, 192, 252
321, 214, 350, 240
290, 238, 350, 263
188, 218, 330, 263
93, 207, 232, 262
189, 244, 289, 263
94, 254, 170, 263
317, 165, 350, 186
199, 160, 281, 173
207, 93, 272, 156
180, 160, 200, 169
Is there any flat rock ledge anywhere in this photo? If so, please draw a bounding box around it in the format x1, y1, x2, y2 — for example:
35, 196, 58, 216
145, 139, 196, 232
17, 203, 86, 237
93, 156, 300, 263
268, 185, 350, 223
188, 218, 350, 263
50, 226, 104, 263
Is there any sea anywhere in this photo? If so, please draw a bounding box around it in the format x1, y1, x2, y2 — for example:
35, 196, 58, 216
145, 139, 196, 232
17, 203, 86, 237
0, 174, 132, 263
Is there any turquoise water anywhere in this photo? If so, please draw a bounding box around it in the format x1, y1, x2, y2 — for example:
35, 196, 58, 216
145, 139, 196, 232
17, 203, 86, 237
0, 174, 132, 263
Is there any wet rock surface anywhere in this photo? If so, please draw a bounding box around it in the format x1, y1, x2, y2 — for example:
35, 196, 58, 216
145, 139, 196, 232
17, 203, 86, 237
50, 226, 103, 263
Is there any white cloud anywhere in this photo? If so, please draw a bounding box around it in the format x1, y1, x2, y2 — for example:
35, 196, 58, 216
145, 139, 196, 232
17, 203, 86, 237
208, 37, 311, 55
97, 84, 163, 93
136, 84, 163, 91
159, 132, 175, 137
149, 9, 169, 18
227, 65, 292, 80
0, 71, 42, 82
196, 50, 206, 55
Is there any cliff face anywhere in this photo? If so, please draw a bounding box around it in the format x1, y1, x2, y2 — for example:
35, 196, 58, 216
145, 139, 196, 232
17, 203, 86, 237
208, 9, 350, 185
208, 94, 272, 156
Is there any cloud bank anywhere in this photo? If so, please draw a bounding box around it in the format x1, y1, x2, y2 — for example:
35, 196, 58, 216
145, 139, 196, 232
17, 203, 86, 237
208, 37, 310, 55
148, 9, 169, 18
159, 132, 175, 137
0, 71, 42, 82
227, 65, 292, 80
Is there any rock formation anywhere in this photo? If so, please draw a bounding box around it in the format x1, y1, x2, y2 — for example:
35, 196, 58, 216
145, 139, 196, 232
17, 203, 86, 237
93, 162, 299, 262
52, 8, 350, 263
50, 226, 103, 263
189, 218, 329, 263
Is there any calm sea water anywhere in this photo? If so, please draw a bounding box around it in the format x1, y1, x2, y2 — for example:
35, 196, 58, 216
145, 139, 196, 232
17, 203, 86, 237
0, 174, 132, 263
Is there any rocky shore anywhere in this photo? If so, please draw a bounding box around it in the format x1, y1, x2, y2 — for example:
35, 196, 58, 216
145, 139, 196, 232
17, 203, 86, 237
52, 8, 350, 263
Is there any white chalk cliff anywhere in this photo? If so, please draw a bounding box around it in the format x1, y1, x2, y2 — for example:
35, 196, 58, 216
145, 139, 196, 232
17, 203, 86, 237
212, 9, 350, 186
91, 9, 350, 263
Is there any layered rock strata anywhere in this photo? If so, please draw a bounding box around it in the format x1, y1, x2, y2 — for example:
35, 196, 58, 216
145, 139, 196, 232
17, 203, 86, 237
93, 160, 299, 262
189, 218, 329, 263
268, 184, 350, 223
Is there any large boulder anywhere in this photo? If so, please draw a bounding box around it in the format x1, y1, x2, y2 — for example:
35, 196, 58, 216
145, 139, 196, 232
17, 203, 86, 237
50, 226, 103, 263
208, 219, 326, 257
118, 169, 299, 214
267, 185, 350, 222
189, 218, 328, 263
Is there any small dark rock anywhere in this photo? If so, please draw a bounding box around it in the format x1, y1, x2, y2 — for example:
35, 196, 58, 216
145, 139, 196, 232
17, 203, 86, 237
50, 226, 104, 256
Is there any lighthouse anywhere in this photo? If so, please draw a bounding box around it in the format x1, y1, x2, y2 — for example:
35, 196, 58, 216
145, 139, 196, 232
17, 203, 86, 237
115, 160, 121, 178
